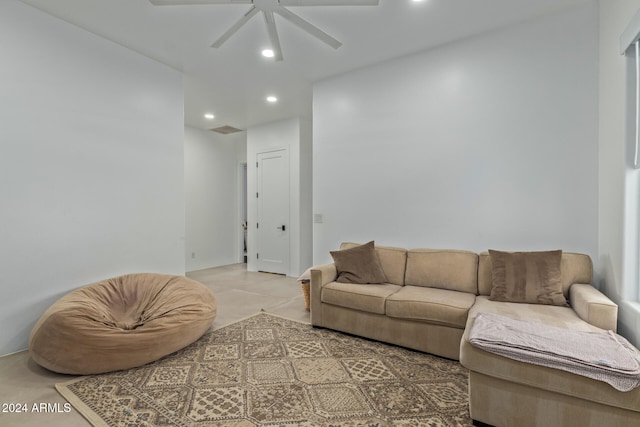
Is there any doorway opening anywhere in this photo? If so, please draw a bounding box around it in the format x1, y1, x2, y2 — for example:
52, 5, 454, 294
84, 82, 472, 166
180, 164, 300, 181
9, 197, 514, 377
238, 162, 248, 263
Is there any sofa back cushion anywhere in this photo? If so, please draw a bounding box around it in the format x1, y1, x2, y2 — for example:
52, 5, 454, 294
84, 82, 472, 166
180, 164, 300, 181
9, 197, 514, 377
478, 251, 593, 297
404, 249, 478, 294
340, 242, 407, 286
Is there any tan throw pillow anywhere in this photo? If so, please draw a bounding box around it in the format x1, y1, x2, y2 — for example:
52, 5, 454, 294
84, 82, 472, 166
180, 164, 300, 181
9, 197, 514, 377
488, 249, 568, 306
330, 241, 388, 284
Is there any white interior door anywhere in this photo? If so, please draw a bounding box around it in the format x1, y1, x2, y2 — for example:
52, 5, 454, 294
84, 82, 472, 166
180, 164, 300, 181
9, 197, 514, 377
257, 149, 290, 275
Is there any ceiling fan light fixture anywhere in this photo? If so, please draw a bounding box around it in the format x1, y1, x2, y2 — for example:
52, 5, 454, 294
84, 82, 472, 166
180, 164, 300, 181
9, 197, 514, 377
149, 0, 379, 61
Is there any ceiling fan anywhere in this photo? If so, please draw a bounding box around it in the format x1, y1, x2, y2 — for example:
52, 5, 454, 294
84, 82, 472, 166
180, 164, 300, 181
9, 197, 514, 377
149, 0, 380, 61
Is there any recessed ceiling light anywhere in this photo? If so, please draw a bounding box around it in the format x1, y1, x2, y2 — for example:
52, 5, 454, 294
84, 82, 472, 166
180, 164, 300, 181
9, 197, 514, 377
262, 49, 275, 58
204, 113, 215, 120
266, 96, 278, 103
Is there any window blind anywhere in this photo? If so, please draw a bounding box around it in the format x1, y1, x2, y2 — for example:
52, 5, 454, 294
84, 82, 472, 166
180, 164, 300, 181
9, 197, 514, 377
622, 9, 640, 169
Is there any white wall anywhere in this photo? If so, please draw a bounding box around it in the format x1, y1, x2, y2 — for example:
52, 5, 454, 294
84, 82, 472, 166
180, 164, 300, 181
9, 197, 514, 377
0, 0, 185, 355
184, 126, 247, 271
598, 0, 640, 346
300, 118, 314, 274
313, 4, 599, 266
246, 117, 312, 277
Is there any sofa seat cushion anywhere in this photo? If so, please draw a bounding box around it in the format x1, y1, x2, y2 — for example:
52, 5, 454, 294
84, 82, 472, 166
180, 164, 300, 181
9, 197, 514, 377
321, 282, 402, 314
386, 286, 476, 328
460, 296, 640, 412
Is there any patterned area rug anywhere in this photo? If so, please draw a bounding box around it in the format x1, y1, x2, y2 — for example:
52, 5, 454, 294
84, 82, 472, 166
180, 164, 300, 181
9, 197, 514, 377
57, 312, 471, 426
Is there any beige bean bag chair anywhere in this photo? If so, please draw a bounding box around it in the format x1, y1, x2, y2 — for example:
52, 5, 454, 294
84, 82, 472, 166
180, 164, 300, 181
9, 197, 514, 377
29, 273, 217, 375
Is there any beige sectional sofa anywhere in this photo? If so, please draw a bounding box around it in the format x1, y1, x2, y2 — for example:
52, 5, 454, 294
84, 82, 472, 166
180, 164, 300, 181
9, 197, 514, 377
309, 242, 640, 427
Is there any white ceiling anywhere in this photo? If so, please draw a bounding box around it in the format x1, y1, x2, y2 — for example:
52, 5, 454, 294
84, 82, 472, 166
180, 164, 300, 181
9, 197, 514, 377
19, 0, 592, 131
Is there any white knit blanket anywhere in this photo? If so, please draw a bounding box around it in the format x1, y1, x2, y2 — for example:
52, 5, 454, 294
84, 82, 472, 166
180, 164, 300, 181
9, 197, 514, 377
469, 313, 640, 392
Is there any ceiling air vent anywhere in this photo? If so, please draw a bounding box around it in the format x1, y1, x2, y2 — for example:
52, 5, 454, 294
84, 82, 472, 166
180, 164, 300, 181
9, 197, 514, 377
210, 125, 243, 135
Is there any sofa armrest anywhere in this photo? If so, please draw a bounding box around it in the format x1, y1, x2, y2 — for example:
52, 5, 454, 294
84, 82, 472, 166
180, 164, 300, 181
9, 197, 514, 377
310, 264, 337, 326
570, 283, 618, 332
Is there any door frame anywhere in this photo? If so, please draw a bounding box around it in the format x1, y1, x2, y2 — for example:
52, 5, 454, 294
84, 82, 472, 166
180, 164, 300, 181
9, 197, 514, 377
237, 161, 247, 263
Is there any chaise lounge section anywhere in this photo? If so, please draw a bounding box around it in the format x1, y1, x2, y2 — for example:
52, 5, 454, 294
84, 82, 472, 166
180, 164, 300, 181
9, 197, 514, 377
310, 242, 640, 426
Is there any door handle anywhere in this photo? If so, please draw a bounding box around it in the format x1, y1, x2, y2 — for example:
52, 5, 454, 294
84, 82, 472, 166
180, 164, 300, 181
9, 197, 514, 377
277, 225, 286, 231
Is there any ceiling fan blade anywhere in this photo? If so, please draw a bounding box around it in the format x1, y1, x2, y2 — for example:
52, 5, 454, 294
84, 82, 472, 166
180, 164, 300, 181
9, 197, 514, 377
149, 0, 251, 5
263, 11, 284, 61
278, 0, 379, 6
275, 7, 341, 49
211, 6, 259, 48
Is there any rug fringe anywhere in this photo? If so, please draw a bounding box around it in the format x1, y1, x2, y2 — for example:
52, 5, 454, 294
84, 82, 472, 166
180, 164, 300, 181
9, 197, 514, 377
56, 380, 109, 427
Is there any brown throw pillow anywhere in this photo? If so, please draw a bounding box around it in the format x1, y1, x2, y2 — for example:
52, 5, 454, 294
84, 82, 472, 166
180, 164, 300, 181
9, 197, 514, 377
330, 241, 388, 284
488, 249, 568, 306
